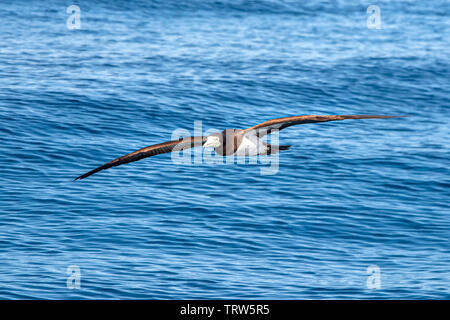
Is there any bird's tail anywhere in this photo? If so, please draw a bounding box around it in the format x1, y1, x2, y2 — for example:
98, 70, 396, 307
266, 144, 291, 154
278, 145, 291, 151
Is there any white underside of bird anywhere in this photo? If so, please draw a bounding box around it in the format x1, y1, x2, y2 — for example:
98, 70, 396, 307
234, 134, 268, 156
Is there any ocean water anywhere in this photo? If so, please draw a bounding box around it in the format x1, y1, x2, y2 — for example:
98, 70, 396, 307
0, 0, 449, 299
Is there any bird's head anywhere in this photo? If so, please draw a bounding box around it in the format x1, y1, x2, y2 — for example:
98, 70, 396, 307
203, 134, 221, 148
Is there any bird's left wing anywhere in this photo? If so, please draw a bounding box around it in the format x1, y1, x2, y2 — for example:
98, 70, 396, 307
243, 115, 404, 137
74, 136, 207, 180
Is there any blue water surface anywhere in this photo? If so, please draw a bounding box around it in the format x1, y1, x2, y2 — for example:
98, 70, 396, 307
0, 0, 449, 299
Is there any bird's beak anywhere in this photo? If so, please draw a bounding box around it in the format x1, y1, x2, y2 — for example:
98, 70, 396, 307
203, 141, 214, 148
203, 138, 218, 148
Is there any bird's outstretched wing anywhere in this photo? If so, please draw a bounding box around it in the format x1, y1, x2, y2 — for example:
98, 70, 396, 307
74, 136, 207, 180
243, 115, 404, 137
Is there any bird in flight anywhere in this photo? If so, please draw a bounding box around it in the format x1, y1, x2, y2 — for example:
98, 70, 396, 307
74, 114, 403, 180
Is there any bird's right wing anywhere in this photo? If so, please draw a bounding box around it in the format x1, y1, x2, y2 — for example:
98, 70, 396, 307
74, 136, 207, 180
243, 115, 403, 137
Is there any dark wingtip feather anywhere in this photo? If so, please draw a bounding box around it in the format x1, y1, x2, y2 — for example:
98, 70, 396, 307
73, 174, 86, 181
371, 115, 409, 119
73, 166, 106, 181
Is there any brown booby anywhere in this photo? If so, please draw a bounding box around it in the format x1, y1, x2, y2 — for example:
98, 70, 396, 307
74, 114, 403, 180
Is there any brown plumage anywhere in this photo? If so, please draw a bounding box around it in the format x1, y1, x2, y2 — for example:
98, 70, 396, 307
74, 114, 404, 180
74, 136, 206, 180
242, 115, 401, 137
